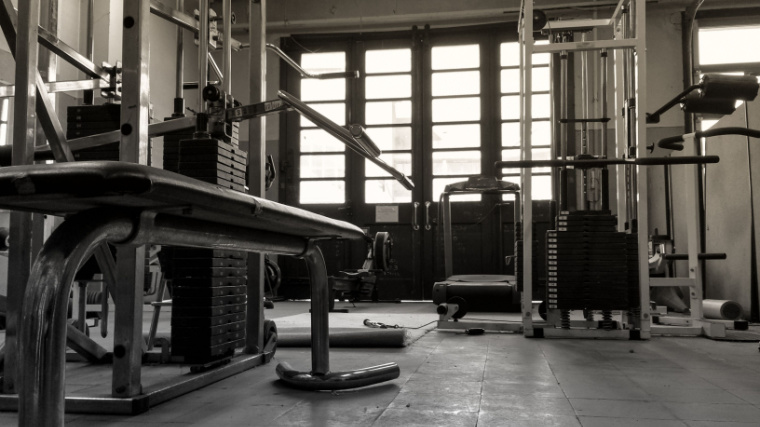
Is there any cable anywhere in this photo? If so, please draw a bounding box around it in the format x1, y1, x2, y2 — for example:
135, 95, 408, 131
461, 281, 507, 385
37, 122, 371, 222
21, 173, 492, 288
363, 318, 437, 330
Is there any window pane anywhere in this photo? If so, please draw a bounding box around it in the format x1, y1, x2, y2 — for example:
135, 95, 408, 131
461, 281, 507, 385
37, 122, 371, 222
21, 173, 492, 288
432, 71, 480, 96
500, 148, 550, 173
301, 52, 345, 73
300, 103, 345, 127
301, 129, 346, 152
501, 95, 520, 120
301, 78, 345, 102
533, 94, 551, 119
300, 180, 345, 204
432, 45, 479, 70
432, 124, 480, 149
533, 121, 551, 146
501, 42, 519, 67
699, 26, 760, 65
366, 100, 412, 125
433, 97, 480, 123
433, 178, 481, 202
533, 175, 552, 200
300, 154, 345, 178
432, 150, 481, 176
366, 126, 412, 151
366, 48, 411, 73
502, 122, 520, 147
533, 40, 550, 65
365, 179, 412, 203
532, 148, 551, 173
365, 153, 412, 177
501, 68, 520, 93
533, 66, 550, 92
500, 41, 549, 66
366, 75, 412, 99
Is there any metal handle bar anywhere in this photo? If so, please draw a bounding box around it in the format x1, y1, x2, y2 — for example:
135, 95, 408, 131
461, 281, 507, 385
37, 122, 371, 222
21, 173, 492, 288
278, 90, 414, 190
266, 43, 359, 79
658, 127, 760, 151
494, 155, 719, 173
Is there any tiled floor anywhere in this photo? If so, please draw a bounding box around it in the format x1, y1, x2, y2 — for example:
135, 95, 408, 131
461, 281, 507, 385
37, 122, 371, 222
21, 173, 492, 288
3, 303, 760, 426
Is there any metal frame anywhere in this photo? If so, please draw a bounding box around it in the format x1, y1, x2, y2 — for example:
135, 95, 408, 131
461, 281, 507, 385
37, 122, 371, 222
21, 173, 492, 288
518, 0, 650, 339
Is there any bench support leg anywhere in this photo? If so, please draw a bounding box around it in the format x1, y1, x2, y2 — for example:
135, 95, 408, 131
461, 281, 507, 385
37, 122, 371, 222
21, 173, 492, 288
275, 244, 400, 390
18, 211, 134, 427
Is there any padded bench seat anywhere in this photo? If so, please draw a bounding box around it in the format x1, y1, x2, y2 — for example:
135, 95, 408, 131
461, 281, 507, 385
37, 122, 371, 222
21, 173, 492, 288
0, 161, 399, 426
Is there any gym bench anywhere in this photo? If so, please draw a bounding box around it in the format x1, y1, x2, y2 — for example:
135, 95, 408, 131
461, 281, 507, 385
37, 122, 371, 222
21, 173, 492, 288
0, 161, 400, 425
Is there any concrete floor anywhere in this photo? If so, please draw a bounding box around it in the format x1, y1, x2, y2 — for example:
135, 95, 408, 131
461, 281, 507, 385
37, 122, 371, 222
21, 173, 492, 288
3, 302, 760, 426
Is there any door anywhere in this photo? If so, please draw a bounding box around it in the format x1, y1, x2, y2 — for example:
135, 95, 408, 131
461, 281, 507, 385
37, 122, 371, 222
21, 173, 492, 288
278, 26, 553, 301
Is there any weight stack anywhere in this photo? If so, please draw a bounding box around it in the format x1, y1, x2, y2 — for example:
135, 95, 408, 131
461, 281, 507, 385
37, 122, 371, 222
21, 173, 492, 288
66, 104, 121, 160
164, 134, 249, 365
546, 210, 629, 311
168, 248, 248, 364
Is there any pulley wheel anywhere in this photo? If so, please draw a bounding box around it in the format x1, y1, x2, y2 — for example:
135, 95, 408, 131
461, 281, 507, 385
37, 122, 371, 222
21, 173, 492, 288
447, 296, 468, 319
373, 232, 392, 271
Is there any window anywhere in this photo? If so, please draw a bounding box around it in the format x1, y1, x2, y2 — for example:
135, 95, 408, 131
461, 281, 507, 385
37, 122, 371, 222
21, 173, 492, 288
364, 48, 413, 204
499, 40, 553, 199
298, 51, 347, 204
696, 23, 760, 130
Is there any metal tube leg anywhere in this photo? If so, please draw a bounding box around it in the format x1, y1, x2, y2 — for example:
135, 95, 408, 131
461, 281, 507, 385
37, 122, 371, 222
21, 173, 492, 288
18, 211, 134, 426
304, 244, 330, 375
275, 243, 400, 390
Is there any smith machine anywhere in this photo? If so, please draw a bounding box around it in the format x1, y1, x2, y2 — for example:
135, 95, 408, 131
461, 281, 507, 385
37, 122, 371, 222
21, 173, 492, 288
495, 0, 722, 339
0, 0, 414, 425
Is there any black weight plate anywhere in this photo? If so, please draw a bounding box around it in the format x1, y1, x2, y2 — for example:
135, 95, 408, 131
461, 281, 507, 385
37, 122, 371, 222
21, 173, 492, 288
172, 277, 247, 288
172, 285, 247, 298
181, 170, 247, 186
172, 320, 246, 338
170, 312, 246, 327
67, 104, 122, 121
173, 258, 247, 269
172, 302, 247, 318
172, 266, 248, 278
172, 329, 246, 347
172, 248, 247, 259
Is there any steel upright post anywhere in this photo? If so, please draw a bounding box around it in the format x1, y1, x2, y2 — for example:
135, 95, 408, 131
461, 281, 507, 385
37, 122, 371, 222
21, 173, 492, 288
246, 0, 267, 354
113, 0, 151, 398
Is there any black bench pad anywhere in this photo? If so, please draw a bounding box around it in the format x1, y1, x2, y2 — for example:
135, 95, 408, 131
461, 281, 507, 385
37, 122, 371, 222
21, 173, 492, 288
0, 161, 366, 241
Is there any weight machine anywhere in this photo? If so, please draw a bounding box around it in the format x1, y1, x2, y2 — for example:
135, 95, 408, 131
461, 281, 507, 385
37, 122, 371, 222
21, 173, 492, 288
0, 0, 413, 423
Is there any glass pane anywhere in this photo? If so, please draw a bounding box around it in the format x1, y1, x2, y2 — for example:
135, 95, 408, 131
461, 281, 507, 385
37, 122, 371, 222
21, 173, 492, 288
533, 93, 551, 119
699, 26, 760, 65
533, 121, 551, 146
433, 178, 481, 202
366, 75, 412, 99
366, 100, 412, 125
532, 67, 550, 92
501, 68, 520, 93
432, 71, 480, 96
534, 40, 550, 65
500, 41, 550, 66
301, 78, 345, 102
300, 129, 346, 153
366, 126, 412, 151
432, 45, 479, 70
300, 180, 345, 204
365, 153, 412, 177
433, 97, 480, 123
366, 48, 412, 73
499, 148, 550, 173
432, 150, 481, 176
501, 42, 519, 67
432, 124, 480, 149
533, 175, 552, 200
300, 154, 345, 178
365, 179, 412, 203
301, 51, 346, 74
502, 122, 520, 147
532, 148, 551, 173
501, 95, 520, 120
300, 103, 345, 127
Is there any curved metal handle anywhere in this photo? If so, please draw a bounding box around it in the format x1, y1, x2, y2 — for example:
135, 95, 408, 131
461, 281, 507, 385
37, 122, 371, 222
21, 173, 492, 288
412, 202, 420, 231
424, 201, 432, 231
